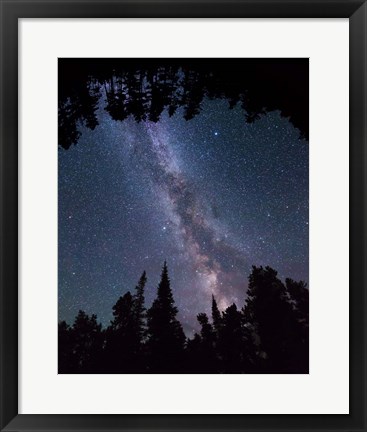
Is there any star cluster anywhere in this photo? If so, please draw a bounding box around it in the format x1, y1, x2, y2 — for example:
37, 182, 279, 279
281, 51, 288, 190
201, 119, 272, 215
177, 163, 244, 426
59, 99, 308, 335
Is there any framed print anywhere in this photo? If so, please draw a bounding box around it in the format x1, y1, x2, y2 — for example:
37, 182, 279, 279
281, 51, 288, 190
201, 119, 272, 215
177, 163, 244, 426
1, 1, 366, 431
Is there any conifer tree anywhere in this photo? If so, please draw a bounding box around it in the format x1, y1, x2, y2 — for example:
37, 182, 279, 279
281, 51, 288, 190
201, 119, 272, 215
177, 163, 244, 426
132, 271, 147, 345
106, 291, 136, 372
243, 266, 298, 373
211, 294, 223, 335
58, 264, 309, 374
285, 278, 309, 372
71, 310, 102, 373
196, 312, 217, 372
220, 304, 243, 372
147, 261, 185, 372
111, 291, 134, 333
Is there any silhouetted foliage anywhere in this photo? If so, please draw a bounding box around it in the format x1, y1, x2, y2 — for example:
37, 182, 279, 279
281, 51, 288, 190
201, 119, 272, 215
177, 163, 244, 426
58, 263, 308, 374
188, 312, 217, 373
59, 59, 309, 149
104, 291, 137, 372
58, 310, 103, 373
58, 320, 73, 373
285, 278, 309, 372
211, 294, 223, 334
103, 272, 148, 373
243, 266, 308, 373
146, 262, 186, 372
132, 271, 147, 346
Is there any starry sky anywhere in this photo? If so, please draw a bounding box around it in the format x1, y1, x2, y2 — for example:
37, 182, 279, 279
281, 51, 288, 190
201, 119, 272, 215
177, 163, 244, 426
59, 98, 308, 336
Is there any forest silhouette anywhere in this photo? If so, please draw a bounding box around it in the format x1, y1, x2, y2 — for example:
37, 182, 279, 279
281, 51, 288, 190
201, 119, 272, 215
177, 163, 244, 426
59, 58, 309, 150
58, 262, 309, 374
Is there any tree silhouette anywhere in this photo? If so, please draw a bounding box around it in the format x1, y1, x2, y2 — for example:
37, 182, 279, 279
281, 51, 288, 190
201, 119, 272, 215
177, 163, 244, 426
132, 271, 147, 345
211, 294, 223, 335
146, 261, 186, 372
58, 320, 73, 373
218, 304, 245, 373
58, 59, 309, 149
70, 310, 103, 373
58, 263, 308, 374
194, 312, 218, 372
286, 278, 309, 372
286, 278, 309, 323
104, 291, 138, 372
243, 266, 308, 373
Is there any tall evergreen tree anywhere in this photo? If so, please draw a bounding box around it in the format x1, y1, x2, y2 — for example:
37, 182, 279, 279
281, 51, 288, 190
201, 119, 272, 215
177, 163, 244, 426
132, 271, 147, 345
196, 312, 217, 372
105, 291, 137, 372
243, 266, 301, 373
219, 304, 243, 372
71, 310, 103, 373
211, 294, 222, 334
111, 291, 135, 333
147, 261, 186, 372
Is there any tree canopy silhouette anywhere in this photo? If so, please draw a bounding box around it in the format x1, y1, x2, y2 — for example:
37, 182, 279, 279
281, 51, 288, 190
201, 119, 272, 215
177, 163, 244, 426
146, 261, 186, 372
59, 58, 309, 149
59, 262, 309, 374
58, 310, 103, 373
103, 272, 148, 373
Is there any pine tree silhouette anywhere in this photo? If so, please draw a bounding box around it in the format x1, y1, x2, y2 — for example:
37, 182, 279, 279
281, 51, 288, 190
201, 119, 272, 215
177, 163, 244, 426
71, 310, 103, 373
285, 278, 309, 372
58, 59, 309, 149
58, 263, 309, 374
132, 271, 147, 345
219, 304, 244, 373
131, 271, 147, 370
146, 261, 186, 372
105, 291, 137, 372
195, 312, 217, 372
211, 295, 223, 335
243, 266, 306, 373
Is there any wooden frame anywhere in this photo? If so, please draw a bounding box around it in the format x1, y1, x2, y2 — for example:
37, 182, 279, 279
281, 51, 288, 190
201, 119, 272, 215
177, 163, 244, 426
1, 1, 366, 431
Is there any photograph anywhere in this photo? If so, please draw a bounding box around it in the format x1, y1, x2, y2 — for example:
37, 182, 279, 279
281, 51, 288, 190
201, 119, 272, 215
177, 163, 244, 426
58, 58, 309, 374
2, 0, 366, 429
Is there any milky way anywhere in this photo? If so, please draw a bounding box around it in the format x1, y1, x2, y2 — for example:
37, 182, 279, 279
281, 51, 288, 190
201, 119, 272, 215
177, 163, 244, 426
59, 99, 308, 335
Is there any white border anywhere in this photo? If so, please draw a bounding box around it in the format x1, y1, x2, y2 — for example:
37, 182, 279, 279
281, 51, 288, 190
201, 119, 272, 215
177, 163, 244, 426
19, 19, 349, 414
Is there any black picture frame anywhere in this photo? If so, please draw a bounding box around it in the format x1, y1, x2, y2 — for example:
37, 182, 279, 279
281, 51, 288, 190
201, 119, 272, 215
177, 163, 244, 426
1, 1, 366, 431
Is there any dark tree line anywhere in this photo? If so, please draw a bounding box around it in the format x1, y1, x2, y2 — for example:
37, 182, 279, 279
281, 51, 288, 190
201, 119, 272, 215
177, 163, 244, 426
59, 59, 309, 149
59, 262, 309, 374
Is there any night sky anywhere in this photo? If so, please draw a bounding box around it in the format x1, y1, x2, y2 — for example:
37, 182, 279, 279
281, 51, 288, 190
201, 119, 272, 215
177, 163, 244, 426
59, 99, 308, 336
